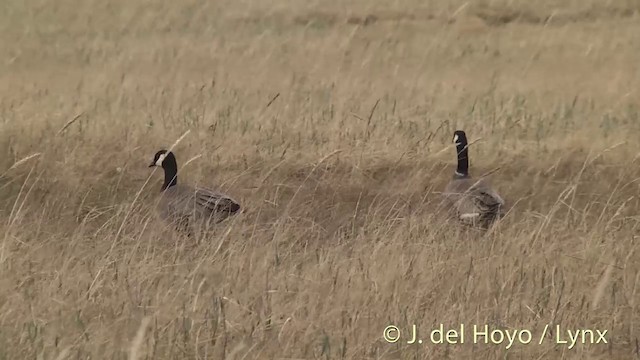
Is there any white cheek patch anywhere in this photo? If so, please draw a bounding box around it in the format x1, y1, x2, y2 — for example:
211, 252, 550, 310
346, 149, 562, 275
155, 153, 166, 166
453, 134, 459, 143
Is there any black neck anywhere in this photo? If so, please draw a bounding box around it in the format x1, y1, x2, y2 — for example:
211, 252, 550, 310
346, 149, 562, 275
455, 141, 469, 178
161, 156, 178, 190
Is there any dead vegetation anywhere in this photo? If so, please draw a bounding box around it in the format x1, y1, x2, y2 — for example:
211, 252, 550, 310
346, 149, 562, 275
0, 0, 639, 359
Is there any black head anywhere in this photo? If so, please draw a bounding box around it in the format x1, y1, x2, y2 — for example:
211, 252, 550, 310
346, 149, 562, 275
149, 149, 178, 189
149, 150, 172, 168
452, 130, 470, 178
453, 130, 468, 146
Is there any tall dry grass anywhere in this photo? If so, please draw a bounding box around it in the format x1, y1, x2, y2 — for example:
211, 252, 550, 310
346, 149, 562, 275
1, 0, 640, 358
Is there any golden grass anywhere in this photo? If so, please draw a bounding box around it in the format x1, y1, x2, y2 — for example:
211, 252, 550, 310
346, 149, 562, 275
1, 0, 640, 358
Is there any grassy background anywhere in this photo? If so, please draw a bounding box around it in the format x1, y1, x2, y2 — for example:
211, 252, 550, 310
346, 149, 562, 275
1, 0, 640, 358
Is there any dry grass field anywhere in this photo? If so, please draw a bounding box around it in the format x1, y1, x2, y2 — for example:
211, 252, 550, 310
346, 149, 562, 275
1, 0, 640, 359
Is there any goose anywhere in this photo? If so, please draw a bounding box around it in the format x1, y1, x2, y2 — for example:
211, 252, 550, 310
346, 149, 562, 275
443, 130, 505, 228
148, 150, 241, 235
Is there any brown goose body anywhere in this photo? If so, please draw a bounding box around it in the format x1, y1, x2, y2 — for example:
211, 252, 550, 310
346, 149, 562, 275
443, 131, 505, 228
149, 150, 241, 235
443, 176, 505, 227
